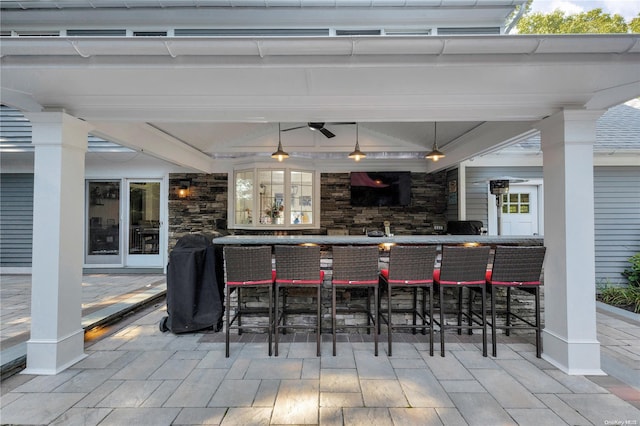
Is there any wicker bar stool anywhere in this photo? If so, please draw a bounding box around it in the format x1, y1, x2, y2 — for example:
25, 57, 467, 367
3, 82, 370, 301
331, 245, 380, 356
223, 245, 275, 358
379, 245, 437, 356
274, 245, 325, 357
434, 245, 491, 357
487, 246, 546, 358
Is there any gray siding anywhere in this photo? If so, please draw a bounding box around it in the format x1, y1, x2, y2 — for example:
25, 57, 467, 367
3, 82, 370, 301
466, 165, 640, 286
0, 173, 34, 267
465, 166, 542, 228
594, 166, 640, 285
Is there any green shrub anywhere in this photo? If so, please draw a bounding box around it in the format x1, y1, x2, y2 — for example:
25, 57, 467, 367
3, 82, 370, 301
600, 286, 640, 314
622, 253, 640, 288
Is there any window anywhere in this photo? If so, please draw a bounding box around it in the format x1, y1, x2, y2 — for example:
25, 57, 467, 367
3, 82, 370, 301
502, 193, 530, 214
232, 167, 318, 229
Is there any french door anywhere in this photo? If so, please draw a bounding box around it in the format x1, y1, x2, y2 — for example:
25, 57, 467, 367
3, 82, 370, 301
85, 179, 164, 267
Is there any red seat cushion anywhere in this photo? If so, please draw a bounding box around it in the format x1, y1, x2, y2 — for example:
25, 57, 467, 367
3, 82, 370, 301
486, 269, 541, 286
433, 268, 484, 285
227, 270, 276, 286
275, 270, 324, 285
381, 268, 432, 285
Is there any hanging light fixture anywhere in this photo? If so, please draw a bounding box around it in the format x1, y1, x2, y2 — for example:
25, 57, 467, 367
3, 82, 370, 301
425, 121, 445, 162
348, 123, 366, 162
271, 123, 289, 162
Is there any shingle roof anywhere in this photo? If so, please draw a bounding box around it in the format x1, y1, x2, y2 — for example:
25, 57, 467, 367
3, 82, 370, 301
499, 98, 640, 154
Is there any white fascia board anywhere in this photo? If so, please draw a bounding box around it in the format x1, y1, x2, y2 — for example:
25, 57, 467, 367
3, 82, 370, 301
426, 121, 536, 172
593, 152, 640, 166
90, 122, 214, 173
1, 5, 517, 28
463, 152, 640, 168
2, 34, 638, 58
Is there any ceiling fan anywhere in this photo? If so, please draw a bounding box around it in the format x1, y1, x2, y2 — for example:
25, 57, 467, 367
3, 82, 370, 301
281, 122, 354, 139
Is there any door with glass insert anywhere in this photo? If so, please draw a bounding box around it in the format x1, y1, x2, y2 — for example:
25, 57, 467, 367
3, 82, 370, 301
125, 180, 162, 267
500, 185, 539, 235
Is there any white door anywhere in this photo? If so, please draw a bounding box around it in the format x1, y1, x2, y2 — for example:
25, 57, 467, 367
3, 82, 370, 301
125, 179, 163, 267
500, 185, 539, 235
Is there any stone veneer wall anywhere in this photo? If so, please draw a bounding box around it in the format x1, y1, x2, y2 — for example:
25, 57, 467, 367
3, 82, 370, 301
320, 172, 448, 236
168, 171, 448, 246
168, 173, 228, 248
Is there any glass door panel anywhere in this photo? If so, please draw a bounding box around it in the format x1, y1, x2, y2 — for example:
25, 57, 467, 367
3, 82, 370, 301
126, 180, 162, 267
235, 170, 254, 225
291, 171, 313, 225
258, 170, 285, 225
86, 181, 122, 265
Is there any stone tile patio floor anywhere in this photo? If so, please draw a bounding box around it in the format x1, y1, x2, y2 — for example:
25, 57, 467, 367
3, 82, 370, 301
1, 274, 639, 425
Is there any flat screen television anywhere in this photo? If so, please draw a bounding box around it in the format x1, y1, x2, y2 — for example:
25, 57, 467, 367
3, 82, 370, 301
350, 171, 411, 207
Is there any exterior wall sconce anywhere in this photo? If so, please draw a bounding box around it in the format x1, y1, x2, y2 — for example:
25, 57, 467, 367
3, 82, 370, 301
178, 180, 191, 198
425, 121, 445, 162
348, 123, 366, 161
271, 123, 289, 162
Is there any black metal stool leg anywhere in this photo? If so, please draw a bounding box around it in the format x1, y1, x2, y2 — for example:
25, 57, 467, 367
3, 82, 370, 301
274, 284, 280, 357
316, 285, 321, 357
491, 286, 497, 357
268, 285, 273, 356
457, 287, 463, 335
225, 285, 231, 358
440, 285, 446, 357
481, 284, 487, 357
374, 284, 379, 356
535, 287, 542, 358
429, 285, 434, 356
506, 287, 512, 336
332, 286, 337, 356
387, 283, 393, 356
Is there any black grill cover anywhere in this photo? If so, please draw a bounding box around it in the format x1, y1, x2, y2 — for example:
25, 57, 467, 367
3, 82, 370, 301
162, 233, 223, 334
446, 220, 483, 235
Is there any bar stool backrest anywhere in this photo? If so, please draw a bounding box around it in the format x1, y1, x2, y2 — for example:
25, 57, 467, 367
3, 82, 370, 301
490, 246, 546, 284
439, 245, 490, 284
224, 245, 273, 284
275, 245, 321, 281
332, 246, 379, 283
387, 245, 437, 283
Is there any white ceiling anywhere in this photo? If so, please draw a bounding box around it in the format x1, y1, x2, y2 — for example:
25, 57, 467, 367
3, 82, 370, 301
1, 34, 639, 172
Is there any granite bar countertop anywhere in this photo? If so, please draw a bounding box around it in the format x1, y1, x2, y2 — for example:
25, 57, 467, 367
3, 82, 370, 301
211, 234, 544, 246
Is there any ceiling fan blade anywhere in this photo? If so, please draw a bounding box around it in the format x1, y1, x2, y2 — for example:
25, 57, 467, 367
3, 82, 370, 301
281, 125, 307, 132
319, 127, 336, 138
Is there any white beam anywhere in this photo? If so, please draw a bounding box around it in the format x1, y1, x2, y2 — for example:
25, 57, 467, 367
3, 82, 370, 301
90, 122, 214, 173
426, 121, 536, 172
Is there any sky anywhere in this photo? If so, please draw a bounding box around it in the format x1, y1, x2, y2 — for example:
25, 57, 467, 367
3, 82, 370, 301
529, 0, 639, 21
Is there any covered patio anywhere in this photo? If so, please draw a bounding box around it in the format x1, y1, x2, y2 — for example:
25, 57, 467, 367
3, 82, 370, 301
1, 17, 640, 379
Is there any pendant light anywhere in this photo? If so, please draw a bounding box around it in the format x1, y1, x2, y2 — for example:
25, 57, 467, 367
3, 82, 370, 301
425, 121, 445, 162
271, 123, 289, 162
348, 123, 366, 162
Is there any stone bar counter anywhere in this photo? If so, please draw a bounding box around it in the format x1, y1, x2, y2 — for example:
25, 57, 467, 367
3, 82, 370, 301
211, 234, 543, 246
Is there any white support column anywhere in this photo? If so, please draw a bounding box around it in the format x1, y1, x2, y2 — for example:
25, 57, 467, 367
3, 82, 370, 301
24, 112, 91, 375
537, 109, 604, 375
